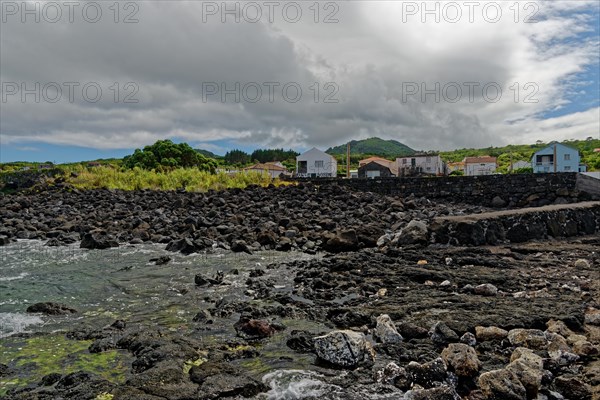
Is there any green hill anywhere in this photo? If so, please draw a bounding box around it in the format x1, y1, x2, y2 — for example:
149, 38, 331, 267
326, 137, 415, 158
195, 149, 221, 159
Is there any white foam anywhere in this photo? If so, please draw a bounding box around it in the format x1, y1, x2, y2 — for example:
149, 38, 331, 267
260, 370, 341, 400
0, 272, 30, 282
0, 312, 44, 338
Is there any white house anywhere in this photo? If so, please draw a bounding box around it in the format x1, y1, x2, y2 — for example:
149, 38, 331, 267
296, 148, 337, 177
396, 154, 447, 176
463, 156, 497, 176
243, 162, 289, 178
511, 160, 530, 170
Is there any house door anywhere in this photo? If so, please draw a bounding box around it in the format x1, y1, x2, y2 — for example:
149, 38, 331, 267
298, 161, 307, 174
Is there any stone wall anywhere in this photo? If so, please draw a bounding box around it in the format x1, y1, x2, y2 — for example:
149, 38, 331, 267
293, 173, 598, 207
576, 174, 600, 198
431, 201, 600, 246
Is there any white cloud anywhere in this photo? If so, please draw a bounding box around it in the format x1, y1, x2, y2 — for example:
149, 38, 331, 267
1, 0, 598, 153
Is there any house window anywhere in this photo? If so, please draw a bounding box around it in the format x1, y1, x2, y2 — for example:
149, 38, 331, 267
402, 159, 407, 164
564, 154, 570, 161
564, 166, 571, 171
315, 160, 324, 168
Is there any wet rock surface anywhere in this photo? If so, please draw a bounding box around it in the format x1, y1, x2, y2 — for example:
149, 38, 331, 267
25, 302, 78, 315
1, 185, 599, 399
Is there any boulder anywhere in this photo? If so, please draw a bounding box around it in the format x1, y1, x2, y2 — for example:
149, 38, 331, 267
150, 256, 171, 265
507, 329, 548, 350
460, 332, 477, 346
405, 386, 460, 400
441, 343, 481, 378
584, 308, 600, 326
313, 330, 371, 368
234, 317, 281, 339
397, 322, 429, 339
393, 219, 428, 245
571, 339, 598, 357
80, 232, 119, 250
478, 369, 527, 400
406, 358, 447, 388
553, 376, 592, 400
491, 196, 507, 208
373, 314, 403, 344
324, 229, 359, 252
474, 283, 498, 296
507, 348, 543, 398
429, 321, 459, 345
26, 302, 77, 315
165, 238, 197, 255
231, 240, 252, 254
374, 362, 410, 388
475, 326, 508, 341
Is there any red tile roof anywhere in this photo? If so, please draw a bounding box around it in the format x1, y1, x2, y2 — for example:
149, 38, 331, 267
244, 163, 287, 171
463, 156, 497, 164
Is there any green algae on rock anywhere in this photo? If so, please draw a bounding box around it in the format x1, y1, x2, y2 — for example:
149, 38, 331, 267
0, 334, 129, 396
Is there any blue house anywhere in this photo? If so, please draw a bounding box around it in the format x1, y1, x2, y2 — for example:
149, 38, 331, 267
532, 143, 586, 173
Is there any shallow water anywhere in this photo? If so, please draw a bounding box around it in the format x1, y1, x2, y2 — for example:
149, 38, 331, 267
0, 240, 313, 337
3, 240, 371, 398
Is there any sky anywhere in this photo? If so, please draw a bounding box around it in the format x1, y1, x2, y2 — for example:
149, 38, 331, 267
1, 0, 599, 163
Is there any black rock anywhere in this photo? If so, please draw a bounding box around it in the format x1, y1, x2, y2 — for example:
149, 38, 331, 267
231, 240, 252, 254
406, 357, 447, 388
89, 337, 116, 353
150, 256, 171, 265
193, 310, 213, 324
429, 321, 459, 345
39, 372, 62, 386
26, 302, 78, 315
80, 232, 119, 250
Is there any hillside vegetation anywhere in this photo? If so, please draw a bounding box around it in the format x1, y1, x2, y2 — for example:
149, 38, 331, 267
439, 138, 600, 173
326, 137, 415, 158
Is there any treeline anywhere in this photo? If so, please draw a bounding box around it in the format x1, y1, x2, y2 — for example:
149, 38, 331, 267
223, 148, 299, 165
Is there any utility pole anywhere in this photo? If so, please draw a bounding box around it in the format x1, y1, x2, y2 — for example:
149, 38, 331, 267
346, 142, 350, 178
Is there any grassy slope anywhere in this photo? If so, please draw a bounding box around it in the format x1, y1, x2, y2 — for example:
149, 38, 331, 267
438, 139, 600, 173
326, 137, 416, 158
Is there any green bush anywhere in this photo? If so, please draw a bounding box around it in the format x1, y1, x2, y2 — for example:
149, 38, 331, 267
123, 140, 217, 172
65, 165, 282, 192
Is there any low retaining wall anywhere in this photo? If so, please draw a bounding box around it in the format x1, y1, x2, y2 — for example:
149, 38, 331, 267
430, 201, 600, 245
295, 173, 599, 207
577, 173, 600, 198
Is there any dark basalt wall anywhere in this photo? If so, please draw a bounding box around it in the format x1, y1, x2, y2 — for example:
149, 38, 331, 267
430, 202, 600, 246
294, 173, 597, 207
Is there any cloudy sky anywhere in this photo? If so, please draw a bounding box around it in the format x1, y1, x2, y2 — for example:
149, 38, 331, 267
1, 0, 599, 162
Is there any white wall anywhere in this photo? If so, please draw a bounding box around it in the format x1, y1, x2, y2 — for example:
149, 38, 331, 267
296, 148, 337, 177
465, 162, 496, 176
397, 155, 445, 175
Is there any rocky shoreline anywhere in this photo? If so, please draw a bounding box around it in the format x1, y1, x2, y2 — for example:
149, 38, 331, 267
1, 184, 599, 399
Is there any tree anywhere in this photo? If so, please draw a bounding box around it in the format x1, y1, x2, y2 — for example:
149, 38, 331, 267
123, 140, 217, 172
224, 149, 251, 165
250, 148, 299, 163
